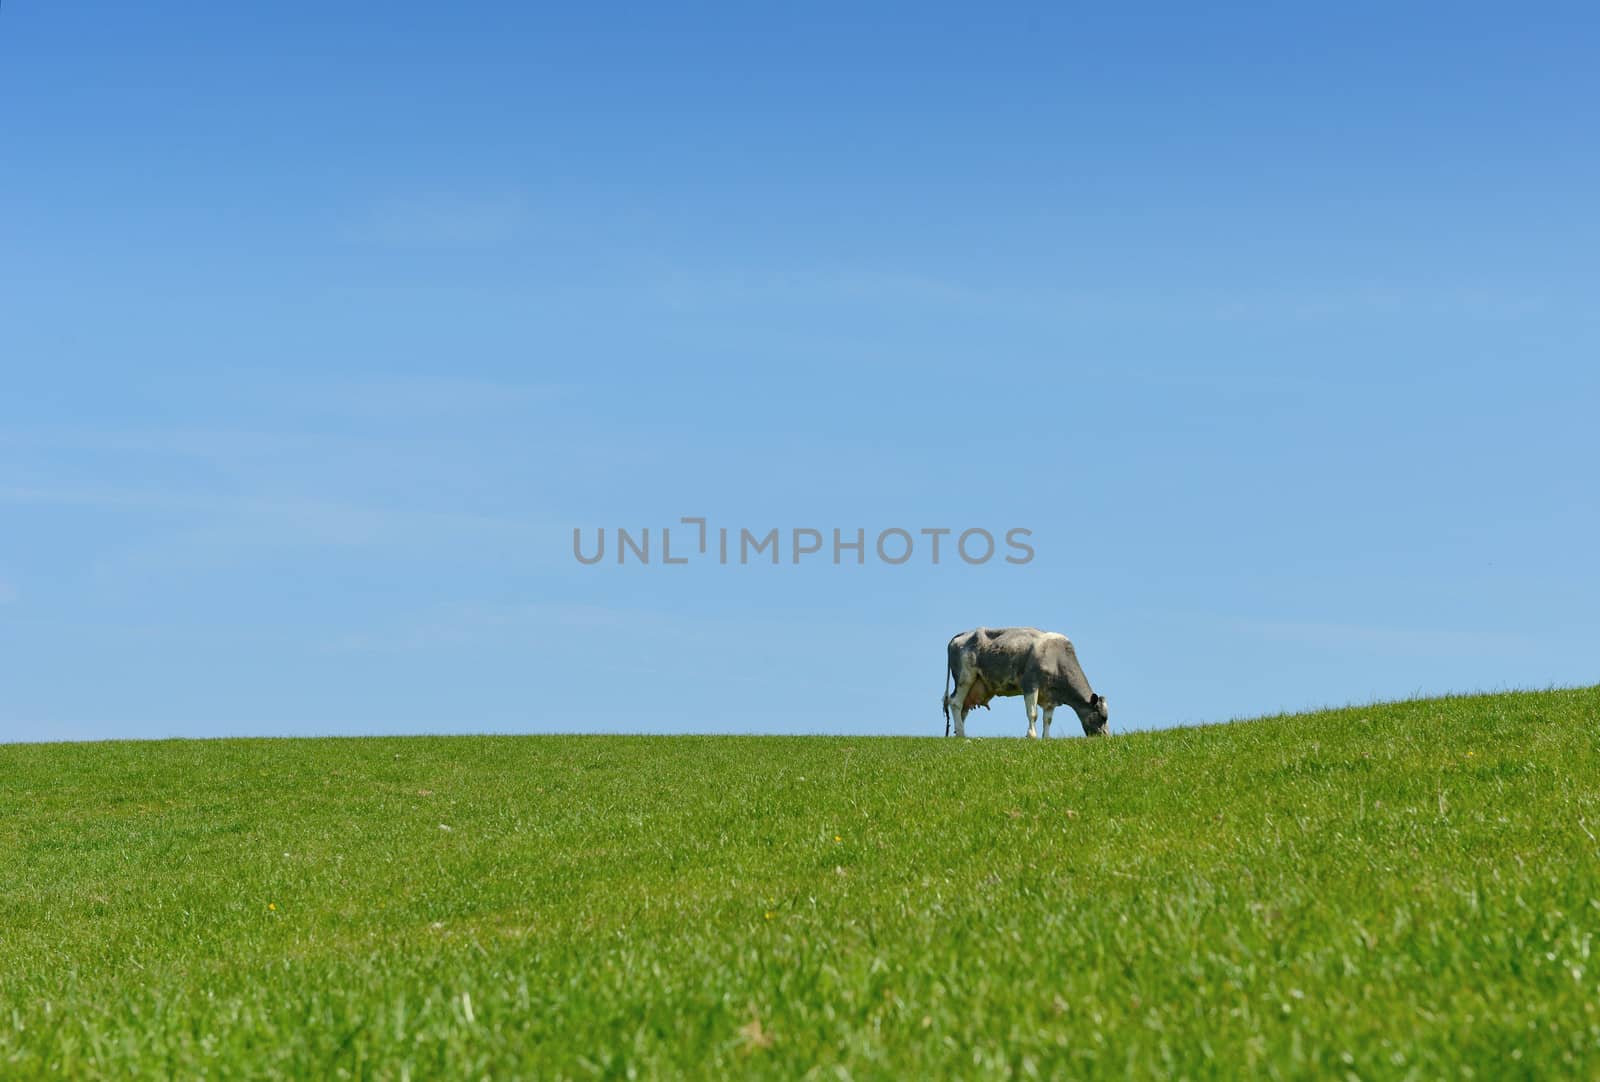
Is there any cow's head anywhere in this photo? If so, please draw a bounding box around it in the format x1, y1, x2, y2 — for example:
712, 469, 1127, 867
1076, 693, 1109, 737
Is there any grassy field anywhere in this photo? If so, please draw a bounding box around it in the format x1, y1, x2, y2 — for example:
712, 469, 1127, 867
3, 688, 1598, 1079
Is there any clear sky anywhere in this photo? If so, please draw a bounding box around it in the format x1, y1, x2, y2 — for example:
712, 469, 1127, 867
2, 3, 1597, 741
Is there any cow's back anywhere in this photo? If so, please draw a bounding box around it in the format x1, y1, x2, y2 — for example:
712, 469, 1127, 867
951, 627, 1052, 693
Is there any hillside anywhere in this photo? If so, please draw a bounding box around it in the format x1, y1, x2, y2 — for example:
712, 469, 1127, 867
2, 688, 1598, 1078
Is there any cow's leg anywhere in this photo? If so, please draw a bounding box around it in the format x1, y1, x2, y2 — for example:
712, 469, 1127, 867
950, 698, 970, 738
1042, 706, 1055, 739
1023, 688, 1040, 739
947, 671, 978, 738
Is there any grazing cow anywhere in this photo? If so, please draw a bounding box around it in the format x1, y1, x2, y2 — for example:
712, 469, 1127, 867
943, 627, 1109, 738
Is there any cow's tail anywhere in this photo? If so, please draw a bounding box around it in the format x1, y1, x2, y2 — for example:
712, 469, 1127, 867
943, 656, 953, 737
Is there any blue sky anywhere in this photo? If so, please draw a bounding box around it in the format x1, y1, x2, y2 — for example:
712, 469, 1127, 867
2, 3, 1597, 741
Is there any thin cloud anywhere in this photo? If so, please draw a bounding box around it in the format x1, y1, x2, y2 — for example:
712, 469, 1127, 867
1241, 619, 1535, 658
79, 499, 560, 584
649, 267, 1549, 323
342, 193, 532, 249
1, 481, 559, 580
0, 375, 567, 449
319, 601, 663, 655
0, 483, 210, 511
0, 426, 360, 460
278, 374, 567, 422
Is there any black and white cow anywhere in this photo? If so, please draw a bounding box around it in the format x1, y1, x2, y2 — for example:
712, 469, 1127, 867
943, 627, 1109, 738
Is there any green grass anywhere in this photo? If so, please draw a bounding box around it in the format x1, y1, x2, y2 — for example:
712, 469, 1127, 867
3, 688, 1599, 1079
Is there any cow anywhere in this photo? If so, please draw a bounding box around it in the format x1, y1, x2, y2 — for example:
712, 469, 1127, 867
943, 627, 1109, 738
